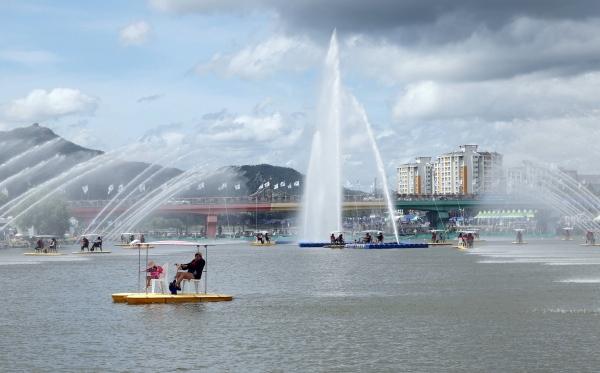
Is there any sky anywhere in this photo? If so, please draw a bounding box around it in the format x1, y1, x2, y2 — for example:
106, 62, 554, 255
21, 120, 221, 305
1, 0, 600, 187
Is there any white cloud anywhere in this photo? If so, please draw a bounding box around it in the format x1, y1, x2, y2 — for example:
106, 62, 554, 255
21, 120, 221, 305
2, 88, 98, 123
119, 21, 151, 46
149, 0, 261, 13
199, 111, 303, 147
197, 35, 322, 79
393, 73, 600, 122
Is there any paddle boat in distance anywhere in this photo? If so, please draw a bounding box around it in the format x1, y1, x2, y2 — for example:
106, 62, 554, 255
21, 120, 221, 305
323, 230, 347, 249
427, 229, 451, 246
115, 232, 154, 248
512, 228, 528, 244
112, 240, 233, 305
454, 230, 477, 250
251, 230, 276, 246
23, 235, 65, 256
561, 227, 574, 241
581, 230, 600, 246
73, 233, 111, 254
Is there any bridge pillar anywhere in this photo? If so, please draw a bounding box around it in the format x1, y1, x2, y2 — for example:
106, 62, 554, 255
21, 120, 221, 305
426, 211, 449, 229
206, 215, 218, 239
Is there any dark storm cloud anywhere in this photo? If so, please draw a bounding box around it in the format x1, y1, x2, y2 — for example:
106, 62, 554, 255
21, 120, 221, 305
152, 0, 600, 79
277, 0, 600, 34
151, 0, 600, 38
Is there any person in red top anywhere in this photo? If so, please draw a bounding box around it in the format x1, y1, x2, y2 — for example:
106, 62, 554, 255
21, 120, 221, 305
145, 261, 163, 288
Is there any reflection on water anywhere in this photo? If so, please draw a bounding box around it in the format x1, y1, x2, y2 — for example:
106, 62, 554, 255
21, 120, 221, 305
1, 240, 600, 371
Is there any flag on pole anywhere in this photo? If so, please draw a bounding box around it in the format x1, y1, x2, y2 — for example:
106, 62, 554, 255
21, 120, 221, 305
293, 180, 300, 187
1, 187, 7, 197
118, 184, 124, 193
287, 184, 292, 189
274, 184, 279, 190
280, 181, 285, 187
264, 181, 270, 188
82, 185, 88, 194
218, 182, 227, 191
107, 184, 114, 195
234, 183, 241, 190
258, 183, 264, 190
139, 183, 146, 192
197, 182, 205, 190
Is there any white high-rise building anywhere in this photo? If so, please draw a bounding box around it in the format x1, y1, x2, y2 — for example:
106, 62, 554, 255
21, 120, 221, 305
397, 145, 503, 196
397, 157, 432, 195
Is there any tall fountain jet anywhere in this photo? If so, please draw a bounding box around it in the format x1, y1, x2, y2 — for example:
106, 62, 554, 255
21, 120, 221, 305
302, 31, 342, 241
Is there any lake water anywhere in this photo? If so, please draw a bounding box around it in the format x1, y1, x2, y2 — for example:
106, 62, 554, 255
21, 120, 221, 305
2, 239, 600, 372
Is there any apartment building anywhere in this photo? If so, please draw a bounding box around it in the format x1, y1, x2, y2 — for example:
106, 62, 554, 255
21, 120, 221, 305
397, 145, 503, 196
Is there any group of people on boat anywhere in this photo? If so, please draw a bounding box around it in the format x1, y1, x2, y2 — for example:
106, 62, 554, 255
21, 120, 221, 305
34, 237, 58, 253
586, 231, 596, 245
359, 231, 384, 244
330, 233, 345, 245
430, 231, 446, 243
80, 236, 103, 251
458, 232, 475, 248
256, 232, 271, 244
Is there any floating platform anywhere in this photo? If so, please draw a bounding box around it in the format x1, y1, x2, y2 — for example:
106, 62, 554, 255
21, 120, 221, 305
345, 243, 428, 249
23, 252, 65, 256
427, 242, 452, 246
298, 242, 329, 248
324, 244, 345, 249
580, 243, 600, 246
512, 242, 528, 245
251, 242, 276, 246
112, 292, 233, 305
119, 245, 155, 249
72, 251, 112, 254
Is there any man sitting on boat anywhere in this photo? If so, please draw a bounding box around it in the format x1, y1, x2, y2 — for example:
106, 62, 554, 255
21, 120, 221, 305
516, 230, 523, 244
376, 231, 384, 243
91, 236, 102, 251
337, 233, 345, 245
48, 237, 57, 252
363, 232, 372, 243
35, 238, 45, 253
80, 236, 89, 252
330, 233, 336, 244
265, 233, 271, 243
170, 253, 206, 294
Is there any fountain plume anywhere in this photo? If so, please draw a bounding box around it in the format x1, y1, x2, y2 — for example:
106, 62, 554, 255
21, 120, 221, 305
301, 30, 342, 241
